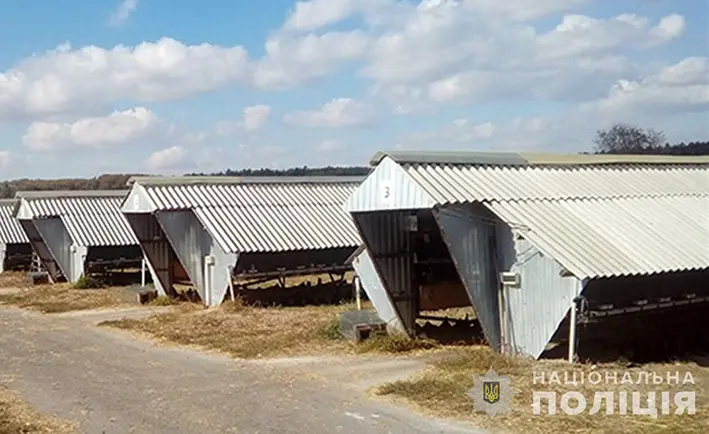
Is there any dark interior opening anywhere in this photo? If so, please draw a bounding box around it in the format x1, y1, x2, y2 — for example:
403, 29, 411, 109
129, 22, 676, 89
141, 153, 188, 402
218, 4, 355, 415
542, 270, 709, 364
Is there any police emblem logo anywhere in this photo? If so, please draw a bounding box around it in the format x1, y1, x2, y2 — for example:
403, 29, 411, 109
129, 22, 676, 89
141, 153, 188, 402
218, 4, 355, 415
467, 369, 516, 416
483, 381, 500, 404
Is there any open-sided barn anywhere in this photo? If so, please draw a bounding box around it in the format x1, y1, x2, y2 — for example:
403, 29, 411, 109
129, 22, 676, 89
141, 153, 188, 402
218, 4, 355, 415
121, 176, 365, 306
0, 199, 31, 273
13, 190, 163, 290
345, 151, 709, 360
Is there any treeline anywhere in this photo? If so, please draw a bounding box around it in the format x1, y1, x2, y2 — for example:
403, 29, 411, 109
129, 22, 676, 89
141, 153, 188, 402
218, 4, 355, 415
0, 174, 139, 199
1, 139, 706, 199
0, 167, 371, 198
187, 165, 371, 177
597, 141, 709, 155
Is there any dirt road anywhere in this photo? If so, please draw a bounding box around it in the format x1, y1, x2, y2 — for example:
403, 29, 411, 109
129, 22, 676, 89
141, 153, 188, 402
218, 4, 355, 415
0, 306, 484, 434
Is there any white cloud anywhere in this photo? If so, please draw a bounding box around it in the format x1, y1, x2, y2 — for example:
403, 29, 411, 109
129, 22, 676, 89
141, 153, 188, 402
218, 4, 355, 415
108, 0, 139, 27
146, 145, 192, 171
317, 139, 346, 152
537, 13, 685, 58
0, 38, 250, 120
22, 107, 160, 151
461, 0, 590, 22
355, 2, 686, 110
241, 105, 272, 131
216, 104, 272, 136
442, 119, 495, 142
586, 57, 709, 115
283, 98, 376, 127
284, 0, 396, 31
0, 151, 10, 169
253, 31, 369, 89
368, 84, 429, 115
285, 0, 359, 31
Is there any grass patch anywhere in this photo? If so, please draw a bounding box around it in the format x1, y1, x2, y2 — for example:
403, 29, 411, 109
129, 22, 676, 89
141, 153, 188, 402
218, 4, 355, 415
0, 271, 28, 290
356, 334, 440, 354
149, 295, 180, 306
100, 302, 356, 358
72, 275, 104, 289
100, 302, 443, 358
375, 347, 709, 434
0, 284, 135, 313
0, 388, 77, 434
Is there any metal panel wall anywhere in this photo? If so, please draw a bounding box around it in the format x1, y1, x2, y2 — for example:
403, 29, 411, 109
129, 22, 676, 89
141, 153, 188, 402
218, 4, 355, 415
124, 213, 173, 296
156, 210, 237, 306
345, 157, 436, 213
20, 220, 62, 281
352, 248, 406, 334
353, 211, 417, 332
435, 205, 501, 350
33, 218, 75, 282
502, 235, 581, 358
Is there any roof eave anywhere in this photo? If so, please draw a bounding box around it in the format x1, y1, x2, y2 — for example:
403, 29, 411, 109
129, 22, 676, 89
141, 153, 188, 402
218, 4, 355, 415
14, 190, 129, 199
128, 175, 368, 186
370, 151, 709, 167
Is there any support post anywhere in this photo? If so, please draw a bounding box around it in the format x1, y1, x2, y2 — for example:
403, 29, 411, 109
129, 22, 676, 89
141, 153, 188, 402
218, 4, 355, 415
141, 258, 146, 287
227, 265, 235, 302
568, 297, 579, 363
204, 255, 212, 306
498, 283, 507, 354
355, 276, 362, 311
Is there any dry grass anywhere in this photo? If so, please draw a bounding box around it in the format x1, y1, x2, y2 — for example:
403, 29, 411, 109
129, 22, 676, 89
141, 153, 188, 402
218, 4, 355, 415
0, 271, 28, 290
100, 299, 443, 358
0, 283, 137, 313
376, 346, 709, 434
0, 388, 77, 434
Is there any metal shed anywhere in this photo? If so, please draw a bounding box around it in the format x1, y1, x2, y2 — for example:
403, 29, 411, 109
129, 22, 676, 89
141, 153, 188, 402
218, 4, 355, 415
345, 151, 709, 359
120, 176, 365, 306
13, 190, 163, 291
0, 199, 31, 273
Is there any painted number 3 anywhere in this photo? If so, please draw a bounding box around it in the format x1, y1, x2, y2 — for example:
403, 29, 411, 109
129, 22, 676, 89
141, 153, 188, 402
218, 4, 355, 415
383, 186, 390, 199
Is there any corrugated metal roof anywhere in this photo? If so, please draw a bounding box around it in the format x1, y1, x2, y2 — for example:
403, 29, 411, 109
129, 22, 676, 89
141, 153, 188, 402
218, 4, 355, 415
371, 150, 709, 166
366, 156, 709, 279
487, 197, 709, 279
404, 164, 708, 203
14, 193, 137, 247
137, 180, 362, 253
0, 199, 28, 244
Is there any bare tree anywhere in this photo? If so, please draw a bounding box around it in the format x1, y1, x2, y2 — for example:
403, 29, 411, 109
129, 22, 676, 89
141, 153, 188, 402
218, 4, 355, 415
594, 123, 666, 154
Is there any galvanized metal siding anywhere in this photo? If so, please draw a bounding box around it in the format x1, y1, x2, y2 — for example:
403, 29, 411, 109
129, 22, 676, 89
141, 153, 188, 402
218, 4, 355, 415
0, 200, 28, 244
124, 213, 172, 296
352, 248, 406, 333
353, 211, 417, 332
487, 196, 709, 279
404, 163, 709, 203
156, 210, 238, 306
137, 182, 362, 254
33, 218, 74, 281
435, 206, 501, 350
156, 211, 209, 302
345, 157, 436, 213
503, 236, 581, 358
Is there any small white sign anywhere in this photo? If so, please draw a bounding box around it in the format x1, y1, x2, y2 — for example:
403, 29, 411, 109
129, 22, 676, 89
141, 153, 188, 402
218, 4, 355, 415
380, 181, 393, 203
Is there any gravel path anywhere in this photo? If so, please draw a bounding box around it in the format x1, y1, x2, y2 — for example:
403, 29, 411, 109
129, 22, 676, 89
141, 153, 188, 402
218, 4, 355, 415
0, 306, 486, 434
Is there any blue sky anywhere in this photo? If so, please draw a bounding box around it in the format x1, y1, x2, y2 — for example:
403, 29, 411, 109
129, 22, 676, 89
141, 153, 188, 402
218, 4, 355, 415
0, 0, 707, 180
